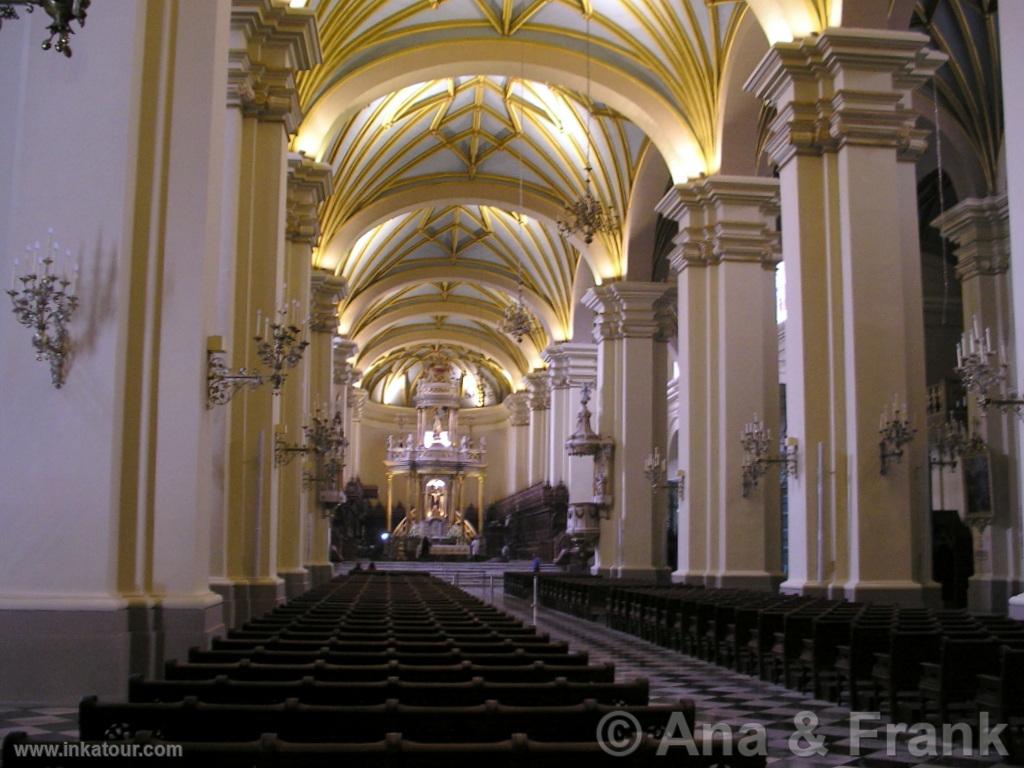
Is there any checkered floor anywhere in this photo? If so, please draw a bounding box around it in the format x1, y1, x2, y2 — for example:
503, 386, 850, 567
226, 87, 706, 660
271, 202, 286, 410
1, 587, 1020, 768
470, 587, 1021, 768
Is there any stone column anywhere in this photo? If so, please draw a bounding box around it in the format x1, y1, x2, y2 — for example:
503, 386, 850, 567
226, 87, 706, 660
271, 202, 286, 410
503, 392, 530, 494
276, 154, 332, 599
658, 176, 783, 591
746, 29, 942, 605
305, 278, 346, 584
582, 283, 673, 580
933, 196, 1019, 612
348, 388, 368, 481
999, 0, 1024, 619
214, 0, 320, 625
525, 371, 550, 486
543, 343, 598, 503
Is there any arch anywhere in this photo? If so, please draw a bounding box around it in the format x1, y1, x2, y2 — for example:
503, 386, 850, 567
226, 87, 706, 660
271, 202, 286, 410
351, 300, 545, 363
339, 264, 564, 343
623, 143, 672, 281
839, 0, 917, 31
295, 40, 706, 185
744, 0, 833, 43
911, 92, 990, 201
569, 259, 597, 343
717, 12, 773, 177
318, 180, 612, 283
356, 327, 529, 384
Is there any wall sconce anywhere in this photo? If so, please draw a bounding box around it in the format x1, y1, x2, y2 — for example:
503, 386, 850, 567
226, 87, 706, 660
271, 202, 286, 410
879, 395, 915, 475
643, 446, 667, 489
255, 304, 309, 395
206, 336, 261, 408
955, 315, 1024, 415
7, 230, 79, 388
740, 414, 798, 497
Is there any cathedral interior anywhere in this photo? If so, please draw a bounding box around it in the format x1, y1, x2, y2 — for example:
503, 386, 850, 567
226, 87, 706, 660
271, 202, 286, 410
2, 0, 1024, 764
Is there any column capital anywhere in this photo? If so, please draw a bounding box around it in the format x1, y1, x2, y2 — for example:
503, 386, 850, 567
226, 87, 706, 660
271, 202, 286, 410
581, 282, 672, 341
744, 29, 944, 167
348, 388, 368, 420
525, 370, 551, 411
228, 0, 321, 130
656, 175, 781, 273
332, 337, 359, 385
542, 342, 597, 389
287, 153, 333, 245
503, 392, 530, 427
310, 270, 347, 333
932, 195, 1010, 281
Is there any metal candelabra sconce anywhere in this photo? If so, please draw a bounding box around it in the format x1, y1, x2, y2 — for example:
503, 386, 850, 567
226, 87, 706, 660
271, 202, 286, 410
300, 410, 348, 497
206, 336, 262, 408
740, 414, 798, 497
879, 396, 915, 475
643, 446, 667, 489
955, 315, 1024, 416
255, 304, 309, 395
7, 230, 80, 388
928, 416, 985, 472
0, 0, 89, 57
206, 303, 310, 408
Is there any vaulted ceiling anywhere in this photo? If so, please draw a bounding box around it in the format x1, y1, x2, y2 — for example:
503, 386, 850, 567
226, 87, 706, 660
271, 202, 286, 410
287, 0, 860, 404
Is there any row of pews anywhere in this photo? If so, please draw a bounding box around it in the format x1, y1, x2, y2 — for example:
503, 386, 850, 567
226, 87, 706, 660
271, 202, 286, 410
507, 573, 1024, 754
3, 572, 765, 766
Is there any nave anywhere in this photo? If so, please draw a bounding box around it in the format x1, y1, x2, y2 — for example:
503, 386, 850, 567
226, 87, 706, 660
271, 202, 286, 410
2, 567, 1022, 767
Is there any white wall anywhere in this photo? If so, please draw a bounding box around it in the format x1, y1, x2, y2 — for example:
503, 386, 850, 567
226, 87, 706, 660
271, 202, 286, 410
0, 4, 146, 598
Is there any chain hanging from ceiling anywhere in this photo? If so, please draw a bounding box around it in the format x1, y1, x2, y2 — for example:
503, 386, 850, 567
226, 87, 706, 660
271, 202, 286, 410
556, 11, 617, 245
499, 43, 536, 345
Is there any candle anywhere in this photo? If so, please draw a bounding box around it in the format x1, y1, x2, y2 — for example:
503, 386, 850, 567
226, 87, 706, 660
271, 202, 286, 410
255, 309, 262, 336
11, 258, 18, 290
956, 343, 962, 368
264, 317, 270, 339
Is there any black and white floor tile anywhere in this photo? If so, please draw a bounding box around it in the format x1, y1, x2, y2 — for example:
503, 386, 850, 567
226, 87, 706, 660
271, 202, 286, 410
470, 587, 1021, 768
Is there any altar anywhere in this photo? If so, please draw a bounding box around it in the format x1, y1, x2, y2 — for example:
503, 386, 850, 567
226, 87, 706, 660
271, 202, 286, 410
383, 358, 488, 541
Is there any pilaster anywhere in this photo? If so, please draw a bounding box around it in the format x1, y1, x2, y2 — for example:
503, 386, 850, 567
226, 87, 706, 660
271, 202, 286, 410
276, 153, 332, 598
746, 28, 943, 605
503, 392, 530, 494
582, 282, 673, 580
1000, 0, 1024, 620
543, 343, 597, 496
525, 370, 551, 486
657, 175, 783, 591
933, 196, 1020, 611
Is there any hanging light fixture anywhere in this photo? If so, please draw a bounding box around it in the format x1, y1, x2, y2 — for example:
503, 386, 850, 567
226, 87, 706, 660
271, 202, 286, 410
499, 45, 536, 345
557, 11, 617, 245
0, 1, 89, 58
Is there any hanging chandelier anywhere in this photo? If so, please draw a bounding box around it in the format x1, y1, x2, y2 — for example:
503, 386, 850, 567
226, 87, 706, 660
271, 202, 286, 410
500, 285, 533, 343
0, 0, 89, 57
556, 12, 617, 245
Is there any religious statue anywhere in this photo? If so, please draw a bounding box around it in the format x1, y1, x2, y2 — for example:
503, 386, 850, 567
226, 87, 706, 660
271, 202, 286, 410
459, 435, 469, 452
386, 434, 394, 450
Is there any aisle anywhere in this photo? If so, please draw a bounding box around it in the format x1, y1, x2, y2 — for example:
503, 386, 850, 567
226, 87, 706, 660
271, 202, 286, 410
468, 586, 1012, 768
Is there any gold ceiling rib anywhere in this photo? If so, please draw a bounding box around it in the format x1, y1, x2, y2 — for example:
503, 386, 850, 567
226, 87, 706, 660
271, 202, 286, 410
913, 0, 1003, 194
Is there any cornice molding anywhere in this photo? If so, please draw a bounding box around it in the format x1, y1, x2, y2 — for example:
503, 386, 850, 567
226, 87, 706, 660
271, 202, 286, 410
744, 29, 945, 168
657, 176, 781, 274
287, 153, 333, 245
932, 195, 1010, 281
